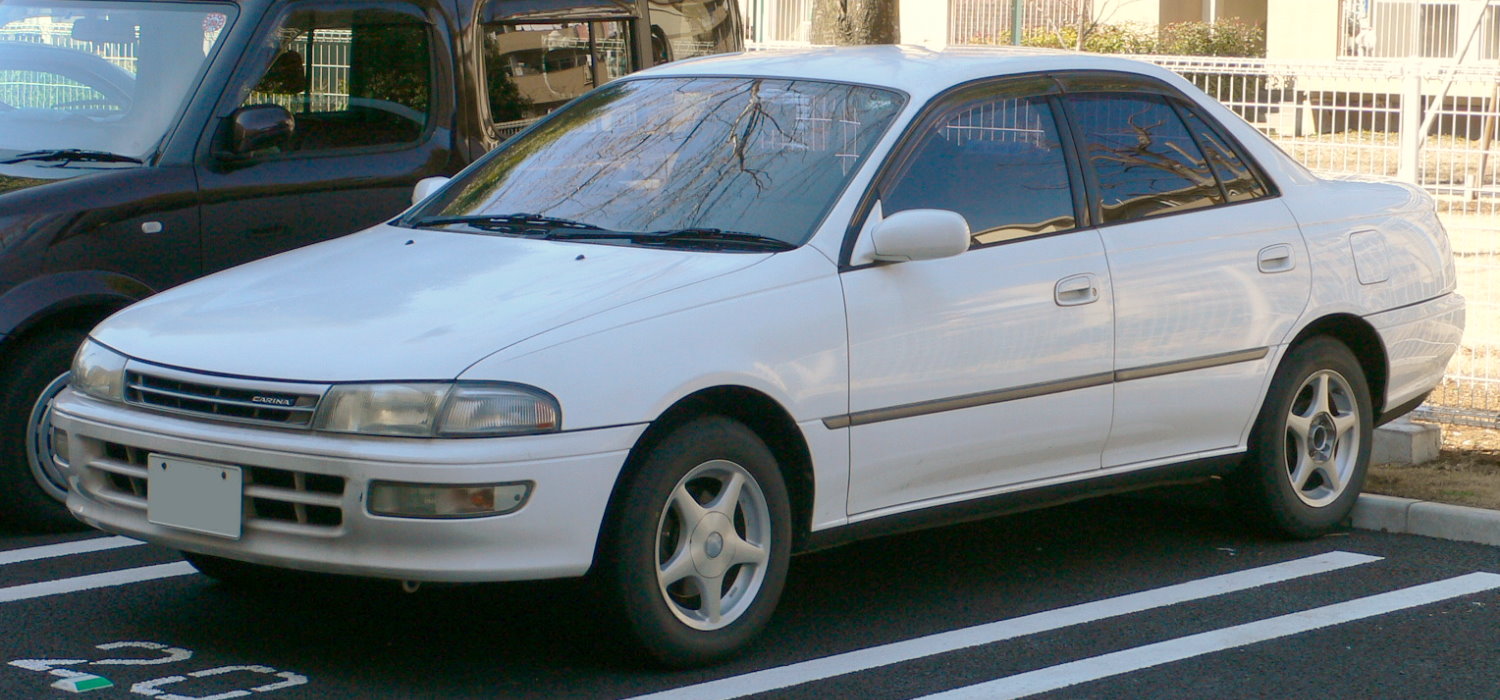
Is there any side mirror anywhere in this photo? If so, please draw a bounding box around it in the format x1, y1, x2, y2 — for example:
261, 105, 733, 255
411, 176, 450, 206
219, 104, 294, 158
869, 209, 970, 262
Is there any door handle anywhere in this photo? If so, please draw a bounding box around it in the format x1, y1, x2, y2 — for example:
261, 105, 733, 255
1055, 273, 1099, 307
1258, 244, 1295, 273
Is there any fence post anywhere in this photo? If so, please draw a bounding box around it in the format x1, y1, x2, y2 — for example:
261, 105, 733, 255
1398, 68, 1422, 183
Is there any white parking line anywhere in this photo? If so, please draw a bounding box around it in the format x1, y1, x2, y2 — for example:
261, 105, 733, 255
0, 536, 144, 567
631, 551, 1382, 700
0, 563, 197, 604
922, 571, 1500, 699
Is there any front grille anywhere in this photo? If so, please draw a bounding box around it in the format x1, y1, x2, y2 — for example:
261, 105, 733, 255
90, 440, 346, 531
125, 369, 322, 429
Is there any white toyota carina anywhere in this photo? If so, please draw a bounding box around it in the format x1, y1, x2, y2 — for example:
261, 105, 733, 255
53, 45, 1462, 665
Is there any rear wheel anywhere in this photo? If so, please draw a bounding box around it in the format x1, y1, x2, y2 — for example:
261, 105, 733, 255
0, 329, 89, 531
601, 416, 791, 667
1233, 337, 1373, 539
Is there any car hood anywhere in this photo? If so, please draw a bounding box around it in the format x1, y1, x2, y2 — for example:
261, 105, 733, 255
93, 224, 771, 382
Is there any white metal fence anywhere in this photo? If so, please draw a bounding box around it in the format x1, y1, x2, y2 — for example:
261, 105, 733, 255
1339, 0, 1500, 60
948, 0, 1091, 45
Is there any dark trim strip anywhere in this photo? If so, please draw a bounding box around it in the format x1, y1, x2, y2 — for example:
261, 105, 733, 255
823, 347, 1270, 429
1114, 347, 1269, 383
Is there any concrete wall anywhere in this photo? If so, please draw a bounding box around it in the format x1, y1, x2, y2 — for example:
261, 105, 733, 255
1266, 0, 1339, 60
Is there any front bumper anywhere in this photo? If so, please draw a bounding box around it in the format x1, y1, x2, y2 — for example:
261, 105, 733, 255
53, 388, 643, 583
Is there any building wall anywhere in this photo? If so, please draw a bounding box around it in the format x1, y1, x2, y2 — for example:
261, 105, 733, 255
1266, 0, 1339, 60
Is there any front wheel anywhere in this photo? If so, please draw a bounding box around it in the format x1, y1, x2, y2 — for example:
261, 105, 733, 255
1232, 337, 1373, 539
0, 329, 89, 531
601, 416, 791, 667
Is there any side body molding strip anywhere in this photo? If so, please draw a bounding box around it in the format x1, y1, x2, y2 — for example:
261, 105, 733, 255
824, 346, 1270, 429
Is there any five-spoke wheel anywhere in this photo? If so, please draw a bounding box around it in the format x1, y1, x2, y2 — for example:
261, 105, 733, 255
602, 416, 790, 667
1234, 337, 1373, 539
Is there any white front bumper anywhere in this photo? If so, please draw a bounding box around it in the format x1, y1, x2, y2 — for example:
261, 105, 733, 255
53, 389, 643, 583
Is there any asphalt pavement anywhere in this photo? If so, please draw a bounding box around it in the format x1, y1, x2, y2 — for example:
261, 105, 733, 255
3, 491, 1499, 699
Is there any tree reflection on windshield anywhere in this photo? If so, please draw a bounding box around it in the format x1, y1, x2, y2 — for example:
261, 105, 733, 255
422, 77, 904, 246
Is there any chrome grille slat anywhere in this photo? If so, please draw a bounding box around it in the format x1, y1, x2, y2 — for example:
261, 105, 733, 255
122, 365, 325, 430
126, 383, 318, 414
242, 485, 343, 508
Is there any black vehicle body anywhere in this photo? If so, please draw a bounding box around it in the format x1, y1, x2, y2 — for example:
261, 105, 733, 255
0, 0, 741, 528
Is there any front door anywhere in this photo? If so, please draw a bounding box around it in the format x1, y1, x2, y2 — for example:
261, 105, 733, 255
196, 2, 454, 273
842, 81, 1115, 517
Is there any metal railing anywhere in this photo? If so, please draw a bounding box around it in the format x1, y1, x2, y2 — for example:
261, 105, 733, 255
948, 0, 1092, 45
1339, 0, 1500, 61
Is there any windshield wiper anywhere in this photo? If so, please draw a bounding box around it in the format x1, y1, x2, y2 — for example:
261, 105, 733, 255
1, 149, 143, 165
405, 213, 605, 233
547, 227, 796, 252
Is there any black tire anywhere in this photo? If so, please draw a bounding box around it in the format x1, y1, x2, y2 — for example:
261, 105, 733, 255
600, 416, 791, 668
1231, 337, 1374, 539
0, 329, 89, 532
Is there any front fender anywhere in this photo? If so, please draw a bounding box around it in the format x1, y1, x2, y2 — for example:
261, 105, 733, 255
0, 270, 153, 340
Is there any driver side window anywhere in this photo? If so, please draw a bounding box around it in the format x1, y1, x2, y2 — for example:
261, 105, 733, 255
237, 7, 432, 155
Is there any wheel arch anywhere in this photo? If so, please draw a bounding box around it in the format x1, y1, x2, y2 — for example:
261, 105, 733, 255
599, 385, 817, 557
1285, 313, 1388, 416
0, 270, 151, 356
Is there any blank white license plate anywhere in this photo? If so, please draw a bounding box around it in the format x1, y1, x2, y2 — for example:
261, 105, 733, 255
147, 454, 242, 539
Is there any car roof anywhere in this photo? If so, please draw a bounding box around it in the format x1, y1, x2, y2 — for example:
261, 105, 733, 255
638, 44, 1191, 102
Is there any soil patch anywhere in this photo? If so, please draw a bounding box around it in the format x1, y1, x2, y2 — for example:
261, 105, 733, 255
1367, 422, 1500, 510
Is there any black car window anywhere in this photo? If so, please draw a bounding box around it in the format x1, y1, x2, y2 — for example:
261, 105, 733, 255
1175, 101, 1269, 203
481, 21, 635, 126
884, 93, 1076, 246
237, 8, 431, 154
1065, 92, 1222, 224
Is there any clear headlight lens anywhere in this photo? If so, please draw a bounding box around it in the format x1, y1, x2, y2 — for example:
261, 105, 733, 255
71, 340, 128, 402
314, 382, 560, 437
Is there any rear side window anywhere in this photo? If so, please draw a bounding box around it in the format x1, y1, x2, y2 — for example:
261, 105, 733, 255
1176, 103, 1269, 202
884, 93, 1076, 245
1065, 92, 1222, 224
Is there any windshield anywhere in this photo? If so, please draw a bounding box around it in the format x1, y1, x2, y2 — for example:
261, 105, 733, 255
0, 0, 234, 160
409, 76, 905, 247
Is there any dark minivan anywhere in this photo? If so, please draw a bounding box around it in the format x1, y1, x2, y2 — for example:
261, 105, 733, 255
0, 0, 741, 529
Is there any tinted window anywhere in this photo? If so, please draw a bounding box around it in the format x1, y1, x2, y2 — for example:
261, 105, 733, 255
1176, 103, 1268, 202
239, 8, 430, 153
1066, 92, 1221, 224
885, 94, 1075, 245
483, 21, 635, 123
648, 0, 741, 63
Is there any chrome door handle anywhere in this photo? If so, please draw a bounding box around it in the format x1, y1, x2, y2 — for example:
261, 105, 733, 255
1055, 273, 1099, 307
1258, 244, 1295, 273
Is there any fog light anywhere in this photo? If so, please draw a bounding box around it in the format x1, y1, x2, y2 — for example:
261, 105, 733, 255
368, 481, 532, 519
50, 427, 70, 468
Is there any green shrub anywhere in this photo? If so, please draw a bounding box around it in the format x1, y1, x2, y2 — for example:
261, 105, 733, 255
1157, 19, 1265, 57
1021, 22, 1156, 54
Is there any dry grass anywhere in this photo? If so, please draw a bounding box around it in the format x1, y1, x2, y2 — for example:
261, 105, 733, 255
1367, 422, 1500, 509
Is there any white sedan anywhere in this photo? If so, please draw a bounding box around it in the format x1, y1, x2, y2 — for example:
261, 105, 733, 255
52, 45, 1463, 666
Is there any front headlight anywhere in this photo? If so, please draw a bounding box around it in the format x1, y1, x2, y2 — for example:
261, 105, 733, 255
314, 382, 560, 437
71, 340, 128, 402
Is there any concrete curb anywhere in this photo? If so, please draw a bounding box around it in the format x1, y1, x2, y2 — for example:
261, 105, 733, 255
1351, 493, 1500, 547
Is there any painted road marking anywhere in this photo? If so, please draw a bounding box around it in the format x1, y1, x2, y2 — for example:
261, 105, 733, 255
922, 572, 1500, 699
0, 563, 196, 604
0, 536, 143, 567
633, 551, 1382, 700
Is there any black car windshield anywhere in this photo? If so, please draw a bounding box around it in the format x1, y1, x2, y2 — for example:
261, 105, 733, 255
404, 76, 905, 248
0, 1, 235, 160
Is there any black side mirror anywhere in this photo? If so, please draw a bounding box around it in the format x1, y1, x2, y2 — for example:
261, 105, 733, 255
218, 104, 294, 159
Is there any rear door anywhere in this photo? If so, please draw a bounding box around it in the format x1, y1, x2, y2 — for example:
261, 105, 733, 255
1056, 76, 1310, 467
